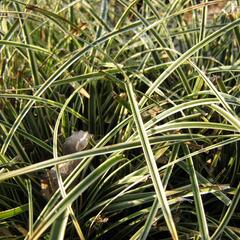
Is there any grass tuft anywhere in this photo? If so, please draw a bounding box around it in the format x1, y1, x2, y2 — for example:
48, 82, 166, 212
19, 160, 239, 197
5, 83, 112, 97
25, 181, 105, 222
0, 0, 239, 239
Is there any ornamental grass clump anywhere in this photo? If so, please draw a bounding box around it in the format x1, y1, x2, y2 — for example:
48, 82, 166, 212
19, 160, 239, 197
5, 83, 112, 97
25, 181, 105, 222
0, 1, 239, 239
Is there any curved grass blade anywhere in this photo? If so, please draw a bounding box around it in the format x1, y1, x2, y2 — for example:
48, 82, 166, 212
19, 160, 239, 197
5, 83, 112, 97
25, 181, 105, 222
0, 134, 238, 183
26, 179, 33, 238
125, 80, 178, 240
0, 204, 28, 220
138, 144, 180, 240
0, 40, 51, 54
182, 144, 209, 239
49, 210, 69, 240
